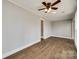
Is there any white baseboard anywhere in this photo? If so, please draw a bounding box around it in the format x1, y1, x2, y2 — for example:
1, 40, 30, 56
43, 35, 51, 39
48, 35, 74, 40
3, 40, 40, 58
43, 35, 74, 40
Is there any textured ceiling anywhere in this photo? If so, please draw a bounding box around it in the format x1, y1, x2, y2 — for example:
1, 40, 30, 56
8, 0, 77, 21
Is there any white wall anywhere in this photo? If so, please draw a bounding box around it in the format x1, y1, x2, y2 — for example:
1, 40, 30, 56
44, 20, 52, 39
72, 17, 75, 39
71, 12, 76, 47
74, 12, 77, 47
2, 0, 40, 58
51, 20, 72, 39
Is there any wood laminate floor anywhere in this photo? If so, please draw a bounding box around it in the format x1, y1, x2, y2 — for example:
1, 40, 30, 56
4, 37, 77, 59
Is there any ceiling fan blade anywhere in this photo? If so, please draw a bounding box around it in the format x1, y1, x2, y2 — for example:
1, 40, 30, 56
51, 7, 58, 10
51, 0, 61, 6
38, 8, 46, 11
42, 2, 47, 6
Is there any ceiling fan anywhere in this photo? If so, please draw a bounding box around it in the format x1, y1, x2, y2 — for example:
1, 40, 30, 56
38, 0, 61, 13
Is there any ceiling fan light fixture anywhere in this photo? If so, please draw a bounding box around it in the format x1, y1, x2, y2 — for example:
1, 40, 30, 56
44, 8, 51, 13
48, 8, 51, 12
45, 9, 48, 12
